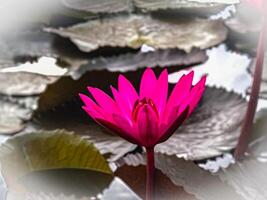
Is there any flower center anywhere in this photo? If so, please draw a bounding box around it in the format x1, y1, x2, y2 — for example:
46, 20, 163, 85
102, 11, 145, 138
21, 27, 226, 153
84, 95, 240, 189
132, 98, 159, 122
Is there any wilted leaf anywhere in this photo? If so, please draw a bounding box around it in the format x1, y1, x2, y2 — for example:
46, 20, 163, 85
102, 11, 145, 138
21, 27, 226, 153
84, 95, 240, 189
155, 87, 247, 160
46, 15, 227, 53
69, 49, 207, 79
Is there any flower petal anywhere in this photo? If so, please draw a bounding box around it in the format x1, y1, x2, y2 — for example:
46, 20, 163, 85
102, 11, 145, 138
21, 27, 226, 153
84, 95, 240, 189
111, 86, 132, 123
158, 106, 189, 143
164, 71, 194, 121
152, 69, 168, 118
82, 106, 103, 120
118, 74, 138, 111
87, 86, 118, 113
140, 68, 157, 99
96, 117, 141, 145
188, 75, 207, 116
168, 71, 194, 107
79, 93, 105, 119
136, 104, 159, 147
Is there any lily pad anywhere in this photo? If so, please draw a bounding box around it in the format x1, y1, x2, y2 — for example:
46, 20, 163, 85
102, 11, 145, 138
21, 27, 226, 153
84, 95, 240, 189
0, 130, 112, 194
134, 0, 238, 12
6, 176, 141, 200
69, 48, 207, 80
46, 14, 227, 53
0, 31, 57, 68
61, 0, 133, 13
61, 0, 238, 14
155, 87, 247, 160
115, 164, 196, 200
0, 96, 35, 135
115, 152, 243, 200
0, 72, 59, 96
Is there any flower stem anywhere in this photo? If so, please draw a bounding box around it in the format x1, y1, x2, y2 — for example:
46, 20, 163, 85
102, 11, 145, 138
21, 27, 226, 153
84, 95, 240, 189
234, 5, 267, 160
146, 147, 155, 200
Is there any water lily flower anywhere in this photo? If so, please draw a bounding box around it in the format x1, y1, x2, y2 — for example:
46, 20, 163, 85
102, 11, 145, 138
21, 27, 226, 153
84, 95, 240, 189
79, 68, 206, 148
79, 68, 206, 200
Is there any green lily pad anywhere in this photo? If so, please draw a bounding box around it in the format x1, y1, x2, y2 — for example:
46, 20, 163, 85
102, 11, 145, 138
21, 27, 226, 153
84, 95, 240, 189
0, 130, 112, 193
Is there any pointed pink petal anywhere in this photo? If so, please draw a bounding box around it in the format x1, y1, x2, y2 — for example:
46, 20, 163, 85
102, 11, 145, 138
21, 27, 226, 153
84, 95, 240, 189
87, 86, 118, 113
79, 93, 95, 107
111, 86, 132, 123
168, 71, 194, 107
152, 69, 168, 118
136, 105, 159, 147
95, 117, 141, 145
176, 75, 206, 117
187, 75, 206, 116
79, 93, 106, 119
82, 106, 103, 120
118, 75, 138, 111
158, 106, 189, 143
140, 68, 157, 99
164, 71, 194, 121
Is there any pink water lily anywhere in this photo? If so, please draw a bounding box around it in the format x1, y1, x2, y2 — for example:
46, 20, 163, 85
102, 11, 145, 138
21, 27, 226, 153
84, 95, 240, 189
79, 68, 206, 200
79, 68, 206, 148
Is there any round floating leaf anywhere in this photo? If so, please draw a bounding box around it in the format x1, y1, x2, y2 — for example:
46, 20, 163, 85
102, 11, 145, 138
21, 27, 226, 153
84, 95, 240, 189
61, 0, 237, 14
0, 96, 34, 135
134, 0, 238, 12
69, 49, 207, 79
155, 87, 247, 160
46, 15, 227, 53
115, 153, 243, 200
0, 72, 58, 96
6, 176, 141, 200
115, 164, 196, 200
0, 130, 112, 192
62, 0, 133, 13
